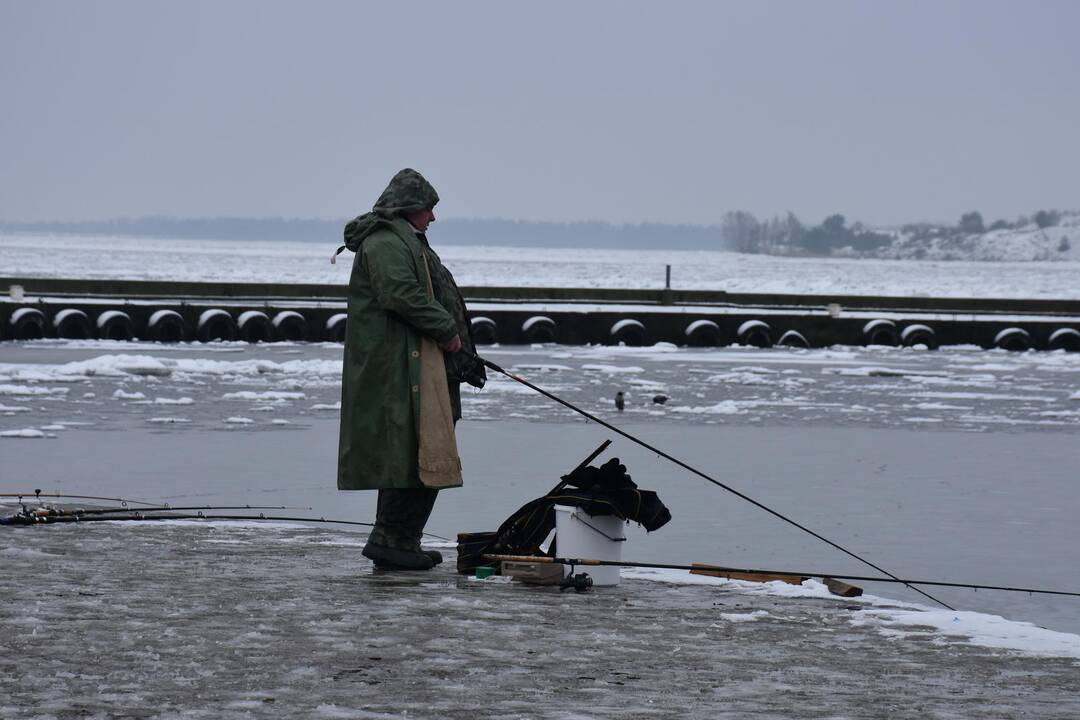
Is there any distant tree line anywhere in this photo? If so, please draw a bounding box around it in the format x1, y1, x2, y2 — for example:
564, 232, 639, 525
1, 208, 1072, 255
720, 211, 892, 255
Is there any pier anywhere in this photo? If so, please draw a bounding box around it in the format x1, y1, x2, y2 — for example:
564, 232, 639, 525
2, 277, 1079, 351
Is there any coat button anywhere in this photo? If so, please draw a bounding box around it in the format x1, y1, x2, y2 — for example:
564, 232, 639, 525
412, 385, 419, 392
411, 351, 419, 358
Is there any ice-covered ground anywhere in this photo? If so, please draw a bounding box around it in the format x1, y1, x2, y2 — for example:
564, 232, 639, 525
3, 232, 1079, 298
3, 341, 1079, 717
2, 519, 1079, 719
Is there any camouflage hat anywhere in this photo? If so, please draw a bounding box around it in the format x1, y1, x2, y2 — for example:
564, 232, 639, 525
373, 168, 439, 217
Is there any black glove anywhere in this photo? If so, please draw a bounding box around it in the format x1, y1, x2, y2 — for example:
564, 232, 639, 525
462, 354, 487, 389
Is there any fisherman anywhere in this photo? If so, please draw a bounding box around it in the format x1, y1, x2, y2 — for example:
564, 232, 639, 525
336, 168, 485, 570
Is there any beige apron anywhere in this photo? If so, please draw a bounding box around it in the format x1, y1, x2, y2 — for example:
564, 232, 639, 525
417, 254, 463, 489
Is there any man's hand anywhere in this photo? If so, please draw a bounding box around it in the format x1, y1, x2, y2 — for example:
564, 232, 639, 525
440, 334, 462, 353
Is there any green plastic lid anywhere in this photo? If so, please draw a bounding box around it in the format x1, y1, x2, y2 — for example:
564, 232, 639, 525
475, 565, 495, 579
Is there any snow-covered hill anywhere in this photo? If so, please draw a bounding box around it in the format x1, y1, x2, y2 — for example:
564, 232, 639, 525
878, 214, 1078, 262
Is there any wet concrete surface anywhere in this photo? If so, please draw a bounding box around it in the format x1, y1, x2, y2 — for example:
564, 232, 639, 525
2, 521, 1079, 720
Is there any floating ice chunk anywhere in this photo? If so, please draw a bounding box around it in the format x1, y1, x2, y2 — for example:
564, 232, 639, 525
152, 397, 194, 405
0, 428, 47, 438
112, 389, 147, 400
0, 385, 69, 396
706, 372, 773, 385
581, 364, 645, 374
223, 416, 254, 424
271, 419, 291, 425
0, 404, 31, 413
823, 366, 945, 378
1070, 390, 1080, 401
221, 391, 306, 401
671, 400, 745, 415
310, 402, 341, 411
148, 417, 191, 424
512, 364, 573, 372
716, 610, 770, 623
39, 424, 66, 431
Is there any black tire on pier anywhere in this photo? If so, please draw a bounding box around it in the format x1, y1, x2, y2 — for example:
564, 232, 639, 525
609, 319, 647, 346
53, 309, 92, 339
238, 311, 273, 343
684, 320, 723, 347
273, 311, 308, 342
736, 320, 772, 348
8, 308, 48, 340
197, 309, 237, 343
1047, 328, 1080, 352
993, 327, 1031, 352
325, 313, 348, 343
146, 309, 186, 343
96, 310, 136, 341
470, 316, 498, 345
862, 319, 899, 347
777, 329, 810, 348
900, 324, 938, 350
522, 316, 558, 344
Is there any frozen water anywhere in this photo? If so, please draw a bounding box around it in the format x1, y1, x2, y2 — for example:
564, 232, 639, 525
3, 232, 1080, 298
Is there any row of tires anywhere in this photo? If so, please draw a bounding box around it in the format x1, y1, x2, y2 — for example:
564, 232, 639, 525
471, 315, 1080, 351
6, 307, 1080, 351
6, 307, 348, 343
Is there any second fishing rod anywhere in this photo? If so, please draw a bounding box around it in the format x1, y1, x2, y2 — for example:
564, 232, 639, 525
467, 350, 956, 611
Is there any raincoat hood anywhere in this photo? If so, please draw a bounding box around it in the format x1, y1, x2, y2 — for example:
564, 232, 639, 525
341, 168, 440, 254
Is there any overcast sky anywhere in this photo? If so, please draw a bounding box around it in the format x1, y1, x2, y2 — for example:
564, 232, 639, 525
1, 0, 1077, 227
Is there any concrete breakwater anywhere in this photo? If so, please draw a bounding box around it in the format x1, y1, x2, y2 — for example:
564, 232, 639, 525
2, 277, 1079, 351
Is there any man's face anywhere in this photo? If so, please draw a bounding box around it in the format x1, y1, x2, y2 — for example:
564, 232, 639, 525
403, 207, 435, 233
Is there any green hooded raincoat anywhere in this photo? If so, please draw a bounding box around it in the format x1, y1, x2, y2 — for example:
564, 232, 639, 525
336, 169, 479, 491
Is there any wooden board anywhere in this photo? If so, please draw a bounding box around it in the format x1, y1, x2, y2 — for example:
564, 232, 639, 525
690, 563, 808, 586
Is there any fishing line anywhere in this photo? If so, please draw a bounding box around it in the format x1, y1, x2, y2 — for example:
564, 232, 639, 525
471, 352, 956, 610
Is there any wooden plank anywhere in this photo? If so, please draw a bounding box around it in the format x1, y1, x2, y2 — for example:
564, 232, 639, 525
823, 577, 864, 598
690, 563, 807, 586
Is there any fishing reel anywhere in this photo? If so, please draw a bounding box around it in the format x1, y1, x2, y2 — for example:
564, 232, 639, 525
559, 572, 593, 593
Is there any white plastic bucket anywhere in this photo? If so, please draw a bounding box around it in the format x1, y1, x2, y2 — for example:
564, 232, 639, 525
553, 505, 625, 586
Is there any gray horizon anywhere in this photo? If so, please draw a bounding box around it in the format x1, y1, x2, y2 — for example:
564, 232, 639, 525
2, 0, 1077, 228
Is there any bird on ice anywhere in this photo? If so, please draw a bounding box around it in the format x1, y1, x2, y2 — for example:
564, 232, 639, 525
653, 394, 668, 405
615, 391, 625, 411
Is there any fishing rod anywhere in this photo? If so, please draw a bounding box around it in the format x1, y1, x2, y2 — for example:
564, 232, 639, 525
1, 510, 452, 542
18, 504, 312, 518
0, 490, 162, 507
484, 554, 1080, 599
471, 351, 957, 611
